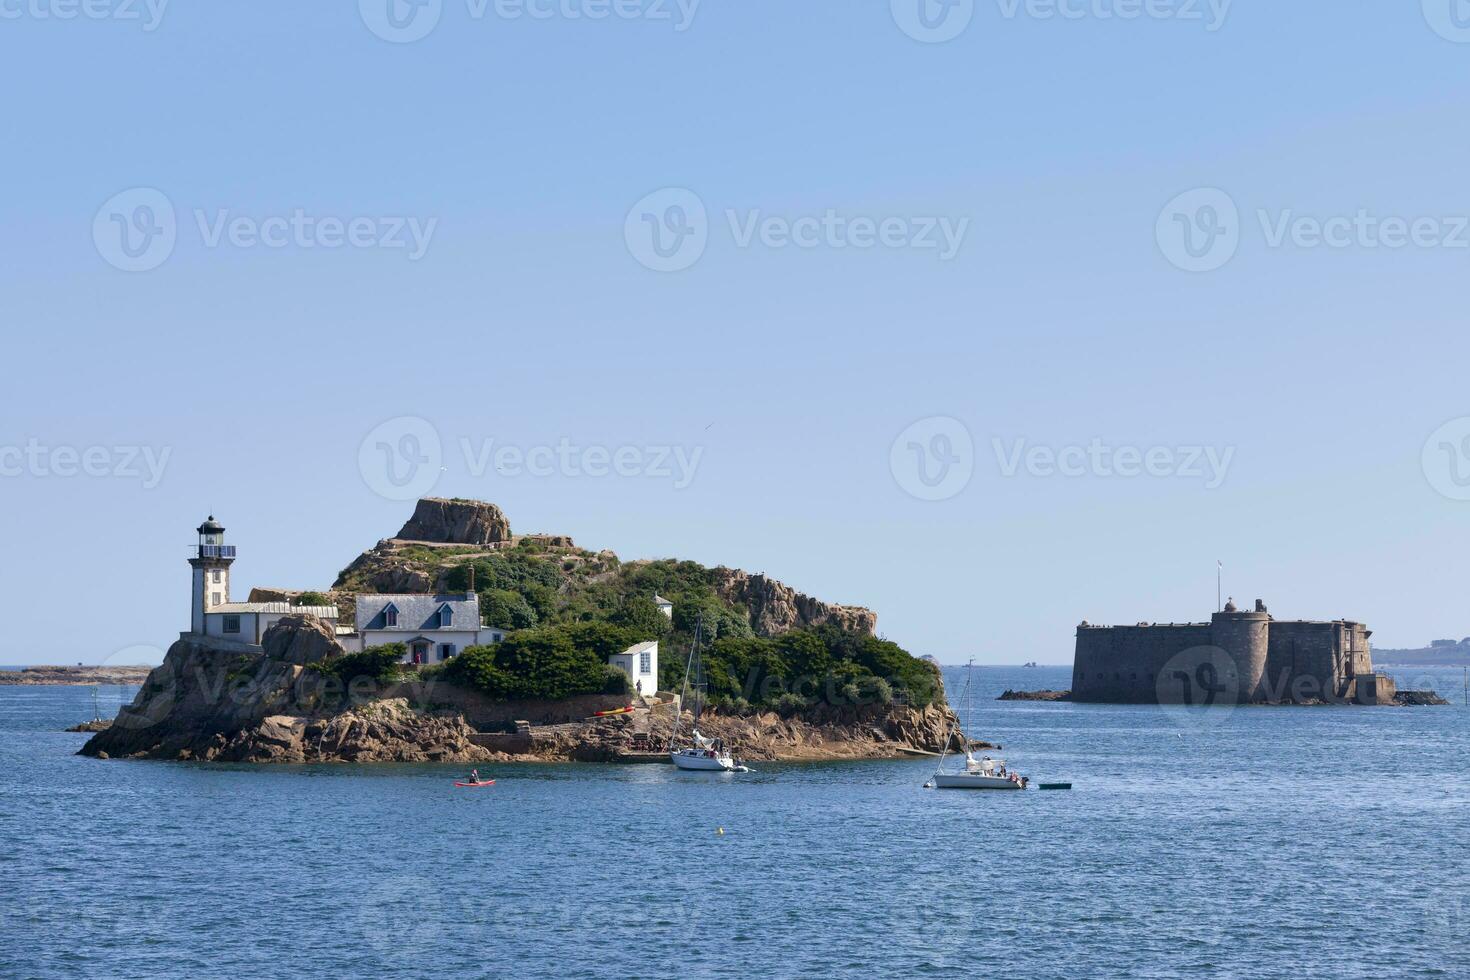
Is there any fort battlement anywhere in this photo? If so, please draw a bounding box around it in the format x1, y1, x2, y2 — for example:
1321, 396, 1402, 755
1071, 599, 1391, 705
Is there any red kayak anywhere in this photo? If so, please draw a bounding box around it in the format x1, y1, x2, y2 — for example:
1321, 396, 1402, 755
593, 706, 635, 717
454, 780, 495, 788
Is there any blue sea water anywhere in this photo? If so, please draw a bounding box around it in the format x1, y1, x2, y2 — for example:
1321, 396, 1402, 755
3, 665, 1469, 980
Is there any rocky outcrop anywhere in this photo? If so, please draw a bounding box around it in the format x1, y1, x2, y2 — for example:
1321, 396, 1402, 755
80, 619, 498, 764
397, 498, 511, 546
1394, 690, 1451, 706
524, 701, 966, 763
1, 665, 153, 686
997, 689, 1073, 702
333, 548, 437, 593
710, 567, 877, 637
261, 614, 341, 665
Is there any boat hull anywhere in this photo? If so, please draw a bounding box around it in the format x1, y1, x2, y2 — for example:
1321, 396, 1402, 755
933, 773, 1024, 790
671, 751, 743, 772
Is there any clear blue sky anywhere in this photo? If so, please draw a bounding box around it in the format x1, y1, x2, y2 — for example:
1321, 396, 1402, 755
3, 2, 1469, 665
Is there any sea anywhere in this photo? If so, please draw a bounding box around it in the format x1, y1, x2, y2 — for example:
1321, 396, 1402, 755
3, 664, 1469, 980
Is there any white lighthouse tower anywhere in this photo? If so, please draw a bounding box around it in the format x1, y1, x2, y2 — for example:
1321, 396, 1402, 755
188, 516, 236, 634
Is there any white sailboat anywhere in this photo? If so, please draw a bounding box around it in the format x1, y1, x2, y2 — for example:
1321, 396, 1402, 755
669, 614, 749, 773
926, 659, 1028, 791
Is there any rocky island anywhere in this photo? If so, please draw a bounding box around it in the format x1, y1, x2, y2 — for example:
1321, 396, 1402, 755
81, 499, 963, 764
2, 664, 154, 686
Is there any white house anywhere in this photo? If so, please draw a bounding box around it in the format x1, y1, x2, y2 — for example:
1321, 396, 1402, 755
347, 594, 506, 665
653, 594, 673, 619
206, 601, 341, 645
608, 640, 659, 697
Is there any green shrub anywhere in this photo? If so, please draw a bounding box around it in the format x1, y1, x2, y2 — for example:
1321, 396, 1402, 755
293, 591, 330, 607
603, 665, 633, 695
318, 643, 406, 684
441, 623, 647, 701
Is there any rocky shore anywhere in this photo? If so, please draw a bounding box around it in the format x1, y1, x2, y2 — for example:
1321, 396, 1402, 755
2, 665, 154, 686
80, 618, 966, 765
998, 689, 1073, 702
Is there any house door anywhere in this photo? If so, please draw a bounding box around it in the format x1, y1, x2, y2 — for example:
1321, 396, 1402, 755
412, 641, 430, 665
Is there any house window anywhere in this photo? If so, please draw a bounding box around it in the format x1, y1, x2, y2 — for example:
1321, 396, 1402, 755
440, 606, 453, 627
211, 569, 221, 584
384, 606, 398, 627
639, 651, 651, 674
223, 615, 241, 634
440, 644, 456, 660
212, 592, 221, 606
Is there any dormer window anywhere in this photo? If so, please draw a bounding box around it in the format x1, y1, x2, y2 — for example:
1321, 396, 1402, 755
383, 603, 398, 628
439, 605, 453, 628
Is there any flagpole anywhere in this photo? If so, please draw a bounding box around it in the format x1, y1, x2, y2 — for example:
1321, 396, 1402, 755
1216, 561, 1222, 613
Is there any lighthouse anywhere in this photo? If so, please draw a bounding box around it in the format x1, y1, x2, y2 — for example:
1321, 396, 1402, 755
187, 516, 236, 634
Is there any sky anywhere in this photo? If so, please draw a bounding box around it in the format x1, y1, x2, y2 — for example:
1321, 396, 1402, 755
2, 1, 1469, 665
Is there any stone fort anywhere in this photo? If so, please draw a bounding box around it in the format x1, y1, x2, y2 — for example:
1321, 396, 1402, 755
1071, 598, 1397, 705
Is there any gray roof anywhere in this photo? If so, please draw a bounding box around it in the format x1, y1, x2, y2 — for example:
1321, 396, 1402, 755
356, 594, 481, 631
210, 602, 339, 618
653, 594, 672, 605
618, 640, 658, 656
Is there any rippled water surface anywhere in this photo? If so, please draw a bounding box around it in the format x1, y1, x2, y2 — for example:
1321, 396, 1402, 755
4, 666, 1469, 979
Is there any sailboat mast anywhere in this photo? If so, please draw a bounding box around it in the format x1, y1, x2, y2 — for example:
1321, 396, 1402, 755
672, 612, 704, 744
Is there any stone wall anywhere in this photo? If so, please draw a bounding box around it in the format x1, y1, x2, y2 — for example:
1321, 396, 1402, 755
1073, 605, 1377, 705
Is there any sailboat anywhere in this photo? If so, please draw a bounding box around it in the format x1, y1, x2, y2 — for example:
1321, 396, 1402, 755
926, 659, 1028, 790
669, 614, 749, 773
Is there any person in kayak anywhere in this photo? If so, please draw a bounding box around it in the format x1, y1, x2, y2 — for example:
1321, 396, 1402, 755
467, 769, 482, 784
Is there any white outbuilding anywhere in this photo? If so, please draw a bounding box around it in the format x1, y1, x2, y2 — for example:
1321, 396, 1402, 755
608, 640, 659, 698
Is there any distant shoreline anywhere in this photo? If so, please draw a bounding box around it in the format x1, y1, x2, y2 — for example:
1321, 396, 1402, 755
0, 665, 153, 686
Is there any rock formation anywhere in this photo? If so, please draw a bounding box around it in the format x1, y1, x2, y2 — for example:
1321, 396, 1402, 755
709, 567, 877, 637
396, 497, 511, 546
80, 617, 495, 764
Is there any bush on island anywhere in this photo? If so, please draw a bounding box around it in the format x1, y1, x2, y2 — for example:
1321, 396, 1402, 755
293, 591, 330, 607
442, 623, 648, 701
318, 643, 407, 685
